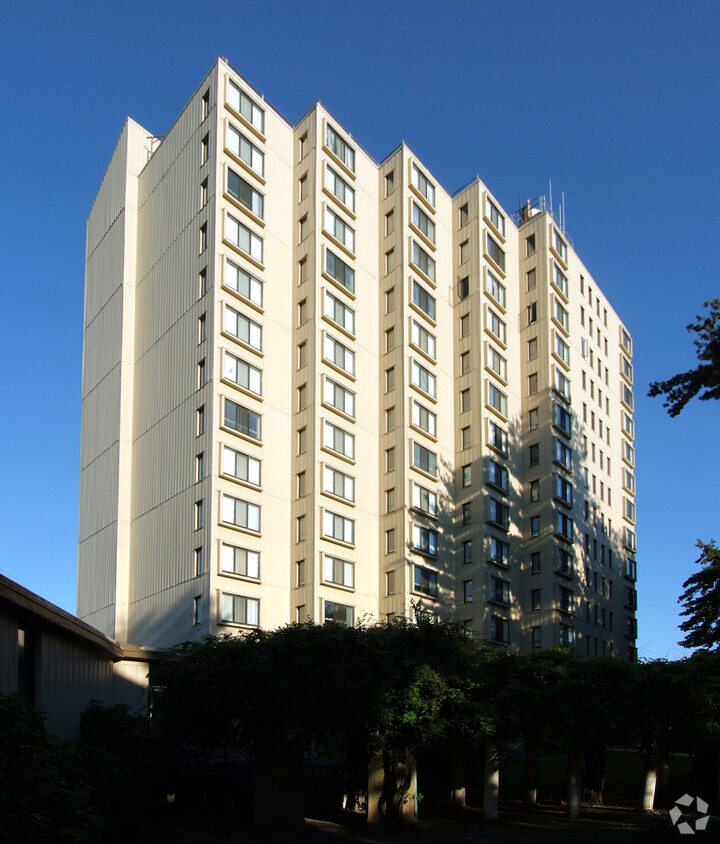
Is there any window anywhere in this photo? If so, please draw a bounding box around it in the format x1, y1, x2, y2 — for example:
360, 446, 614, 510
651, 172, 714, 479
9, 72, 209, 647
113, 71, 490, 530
555, 404, 572, 436
385, 288, 396, 314
526, 268, 536, 291
385, 488, 395, 512
412, 360, 437, 397
413, 526, 438, 557
622, 356, 634, 382
226, 123, 264, 176
323, 510, 355, 544
531, 589, 541, 611
221, 544, 260, 579
458, 276, 469, 300
194, 546, 204, 576
460, 351, 470, 375
554, 298, 569, 332
412, 202, 436, 243
556, 512, 574, 541
385, 447, 395, 472
323, 554, 355, 588
489, 498, 509, 529
555, 369, 571, 401
222, 495, 260, 532
198, 268, 207, 298
224, 399, 261, 441
462, 502, 472, 525
296, 515, 306, 542
324, 600, 354, 627
193, 595, 203, 626
413, 443, 437, 476
486, 197, 505, 235
223, 305, 262, 350
412, 482, 438, 515
201, 89, 210, 120
487, 346, 507, 380
410, 320, 435, 358
227, 169, 264, 218
555, 335, 570, 366
526, 234, 536, 255
412, 241, 435, 281
490, 537, 510, 567
559, 624, 574, 647
194, 500, 204, 530
200, 178, 208, 209
621, 327, 633, 356
622, 384, 634, 410
222, 446, 261, 486
462, 464, 471, 487
385, 250, 395, 274
558, 548, 573, 576
527, 302, 538, 326
197, 359, 207, 388
623, 413, 635, 439
411, 163, 435, 205
385, 328, 395, 352
556, 475, 573, 506
553, 229, 568, 263
385, 210, 395, 235
324, 377, 355, 417
531, 627, 541, 649
489, 421, 508, 453
412, 401, 437, 437
324, 290, 355, 334
412, 281, 436, 320
299, 215, 308, 242
460, 426, 470, 449
200, 134, 209, 165
326, 125, 355, 171
324, 333, 355, 375
325, 164, 355, 211
553, 264, 569, 297
528, 373, 539, 395
196, 405, 206, 436
299, 174, 308, 202
385, 529, 396, 555
623, 469, 636, 494
623, 440, 635, 465
224, 258, 263, 306
323, 465, 355, 502
223, 352, 262, 395
559, 587, 573, 613
485, 271, 506, 308
488, 383, 508, 416
199, 223, 207, 252
624, 498, 636, 523
529, 479, 540, 501
227, 79, 264, 132
486, 233, 505, 271
460, 388, 470, 413
220, 593, 260, 627
297, 472, 306, 497
460, 314, 470, 337
488, 459, 509, 492
491, 616, 510, 643
531, 551, 541, 573
195, 452, 205, 482
297, 343, 307, 370
297, 427, 307, 455
196, 313, 207, 345
385, 170, 394, 195
554, 439, 572, 470
462, 540, 473, 564
458, 203, 469, 227
459, 240, 469, 264
530, 516, 540, 538
529, 408, 539, 430
225, 213, 263, 262
385, 367, 395, 392
322, 251, 356, 297
529, 443, 540, 467
487, 309, 506, 343
414, 564, 438, 595
324, 207, 355, 252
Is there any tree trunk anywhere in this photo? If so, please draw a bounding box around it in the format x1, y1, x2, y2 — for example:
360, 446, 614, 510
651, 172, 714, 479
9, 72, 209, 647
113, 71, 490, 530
522, 734, 538, 806
367, 746, 417, 828
582, 740, 606, 804
566, 743, 583, 817
253, 735, 305, 833
450, 729, 466, 807
483, 741, 499, 821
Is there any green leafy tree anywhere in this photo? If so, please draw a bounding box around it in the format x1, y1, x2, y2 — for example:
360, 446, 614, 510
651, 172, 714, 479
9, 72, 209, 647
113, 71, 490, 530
679, 540, 720, 651
648, 298, 720, 416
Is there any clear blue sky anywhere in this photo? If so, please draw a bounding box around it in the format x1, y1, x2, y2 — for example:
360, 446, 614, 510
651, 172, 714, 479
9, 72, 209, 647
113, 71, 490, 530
1, 0, 718, 661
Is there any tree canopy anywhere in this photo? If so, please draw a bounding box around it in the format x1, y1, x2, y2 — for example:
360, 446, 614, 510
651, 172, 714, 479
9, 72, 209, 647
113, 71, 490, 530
648, 298, 720, 417
679, 540, 720, 651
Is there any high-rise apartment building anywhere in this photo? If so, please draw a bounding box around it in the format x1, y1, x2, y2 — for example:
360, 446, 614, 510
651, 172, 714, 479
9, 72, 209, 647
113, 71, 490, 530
78, 58, 637, 659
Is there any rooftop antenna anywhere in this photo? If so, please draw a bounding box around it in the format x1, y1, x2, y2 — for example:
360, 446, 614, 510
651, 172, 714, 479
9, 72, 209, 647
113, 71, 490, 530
549, 179, 553, 214
561, 191, 566, 230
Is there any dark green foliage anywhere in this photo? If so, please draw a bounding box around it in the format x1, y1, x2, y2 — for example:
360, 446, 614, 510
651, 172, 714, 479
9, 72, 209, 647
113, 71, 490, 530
0, 694, 101, 843
648, 299, 720, 416
679, 540, 720, 651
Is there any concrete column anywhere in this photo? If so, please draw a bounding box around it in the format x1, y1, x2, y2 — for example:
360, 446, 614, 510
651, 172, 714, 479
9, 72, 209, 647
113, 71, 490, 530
566, 743, 583, 817
483, 742, 499, 820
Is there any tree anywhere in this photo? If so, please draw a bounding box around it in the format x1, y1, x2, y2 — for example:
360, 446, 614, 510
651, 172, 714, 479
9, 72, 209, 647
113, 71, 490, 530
679, 540, 720, 651
648, 299, 720, 416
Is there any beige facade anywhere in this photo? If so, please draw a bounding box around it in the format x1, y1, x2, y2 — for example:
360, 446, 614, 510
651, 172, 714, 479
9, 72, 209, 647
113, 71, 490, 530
79, 58, 637, 658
